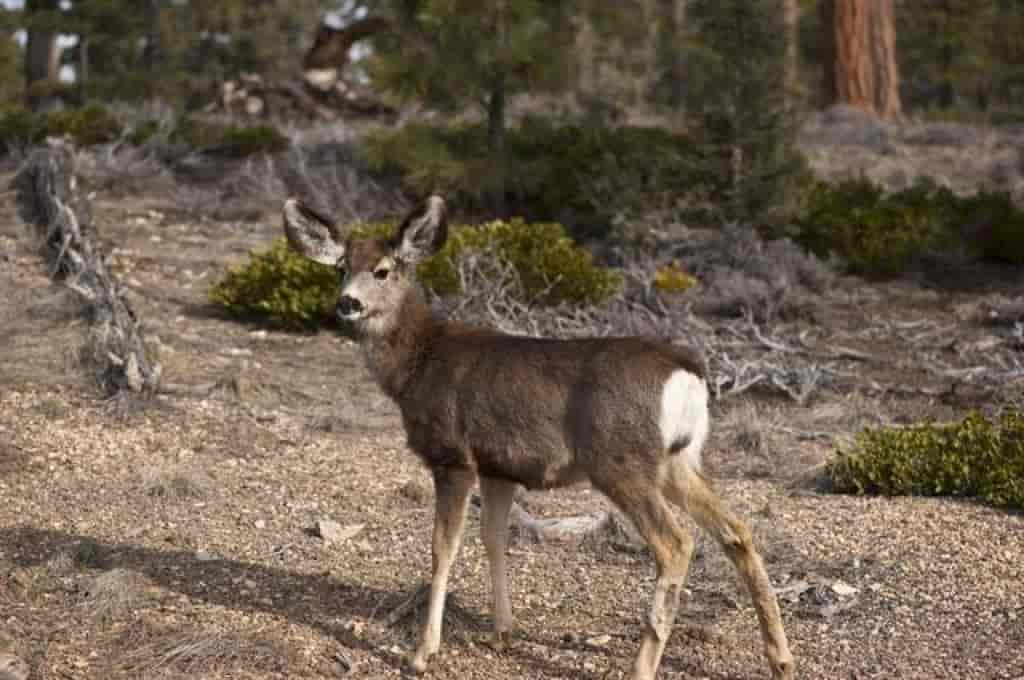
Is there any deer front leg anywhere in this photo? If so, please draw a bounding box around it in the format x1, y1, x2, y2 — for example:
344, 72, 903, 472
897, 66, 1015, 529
479, 477, 517, 646
409, 466, 475, 674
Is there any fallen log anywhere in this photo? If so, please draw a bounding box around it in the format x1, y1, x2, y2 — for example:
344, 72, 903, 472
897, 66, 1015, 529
11, 140, 161, 396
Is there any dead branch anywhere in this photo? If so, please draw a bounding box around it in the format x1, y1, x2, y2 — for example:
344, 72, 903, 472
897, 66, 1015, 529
11, 140, 161, 396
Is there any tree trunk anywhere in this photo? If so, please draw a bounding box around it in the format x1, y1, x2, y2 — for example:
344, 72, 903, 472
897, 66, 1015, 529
821, 0, 902, 119
24, 0, 62, 110
487, 77, 507, 218
784, 0, 800, 99
868, 0, 902, 119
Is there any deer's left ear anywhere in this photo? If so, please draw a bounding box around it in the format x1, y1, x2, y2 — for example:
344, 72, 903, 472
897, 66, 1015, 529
283, 199, 347, 266
394, 195, 447, 265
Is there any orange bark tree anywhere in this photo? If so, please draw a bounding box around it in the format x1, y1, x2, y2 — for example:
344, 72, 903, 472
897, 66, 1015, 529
821, 0, 902, 119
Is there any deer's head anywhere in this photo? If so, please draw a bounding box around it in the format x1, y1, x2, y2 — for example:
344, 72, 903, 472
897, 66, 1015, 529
283, 196, 448, 337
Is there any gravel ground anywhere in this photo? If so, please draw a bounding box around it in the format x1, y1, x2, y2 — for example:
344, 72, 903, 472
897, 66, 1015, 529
1, 172, 1023, 680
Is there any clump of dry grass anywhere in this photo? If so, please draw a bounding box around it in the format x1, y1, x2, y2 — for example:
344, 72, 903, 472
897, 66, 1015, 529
140, 464, 211, 500
117, 627, 293, 676
80, 568, 151, 623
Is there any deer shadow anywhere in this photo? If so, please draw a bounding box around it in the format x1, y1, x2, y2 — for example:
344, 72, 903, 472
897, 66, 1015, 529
1, 526, 688, 679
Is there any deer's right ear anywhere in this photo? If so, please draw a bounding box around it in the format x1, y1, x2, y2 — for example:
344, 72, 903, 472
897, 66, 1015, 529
282, 199, 346, 266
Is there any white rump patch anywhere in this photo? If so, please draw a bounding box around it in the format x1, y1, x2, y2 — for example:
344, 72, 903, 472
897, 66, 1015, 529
659, 370, 710, 472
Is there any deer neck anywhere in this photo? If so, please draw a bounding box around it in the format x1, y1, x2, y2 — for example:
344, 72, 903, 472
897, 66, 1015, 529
360, 289, 437, 400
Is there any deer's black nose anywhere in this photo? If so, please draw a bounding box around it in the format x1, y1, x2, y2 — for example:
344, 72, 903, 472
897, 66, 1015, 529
337, 295, 364, 318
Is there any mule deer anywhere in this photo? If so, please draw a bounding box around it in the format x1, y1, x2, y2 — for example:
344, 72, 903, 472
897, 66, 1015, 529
283, 196, 794, 680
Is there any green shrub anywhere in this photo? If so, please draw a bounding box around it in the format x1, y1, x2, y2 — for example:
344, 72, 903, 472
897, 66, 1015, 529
0, 106, 44, 151
652, 263, 698, 294
958, 190, 1024, 265
127, 120, 161, 146
794, 178, 1024, 274
210, 219, 621, 329
420, 218, 622, 305
793, 178, 959, 276
827, 411, 1024, 510
170, 117, 289, 157
44, 103, 123, 146
362, 119, 703, 239
210, 239, 341, 330
0, 104, 124, 150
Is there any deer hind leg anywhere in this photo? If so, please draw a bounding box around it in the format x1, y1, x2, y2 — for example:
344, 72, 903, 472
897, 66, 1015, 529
664, 460, 795, 680
598, 475, 695, 680
410, 466, 475, 674
479, 476, 517, 646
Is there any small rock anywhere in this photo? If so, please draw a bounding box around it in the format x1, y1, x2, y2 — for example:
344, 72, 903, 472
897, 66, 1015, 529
0, 654, 29, 680
195, 550, 215, 562
831, 580, 859, 597
585, 634, 612, 648
683, 623, 724, 645
314, 520, 365, 545
254, 519, 267, 530
398, 479, 431, 505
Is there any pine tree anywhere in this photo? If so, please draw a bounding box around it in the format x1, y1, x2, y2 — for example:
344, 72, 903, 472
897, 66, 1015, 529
896, 0, 998, 111
22, 0, 63, 109
687, 0, 807, 224
368, 0, 579, 216
0, 7, 23, 106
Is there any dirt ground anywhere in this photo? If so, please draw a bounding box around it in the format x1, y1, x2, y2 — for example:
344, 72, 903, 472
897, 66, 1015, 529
2, 172, 1024, 680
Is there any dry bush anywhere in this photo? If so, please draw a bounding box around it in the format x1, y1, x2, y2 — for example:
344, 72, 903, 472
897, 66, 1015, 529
165, 135, 404, 223
72, 143, 169, 196
269, 139, 407, 222
434, 245, 836, 405
671, 222, 834, 323
801, 104, 896, 152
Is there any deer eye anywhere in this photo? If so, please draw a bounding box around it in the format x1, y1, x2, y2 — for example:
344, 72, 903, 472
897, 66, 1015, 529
373, 267, 390, 280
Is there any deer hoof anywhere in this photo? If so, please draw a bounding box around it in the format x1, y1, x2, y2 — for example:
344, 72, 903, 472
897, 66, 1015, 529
408, 650, 431, 674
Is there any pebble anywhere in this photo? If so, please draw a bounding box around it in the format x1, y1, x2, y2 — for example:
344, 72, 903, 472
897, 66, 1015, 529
832, 580, 859, 597
315, 520, 366, 545
0, 654, 29, 680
